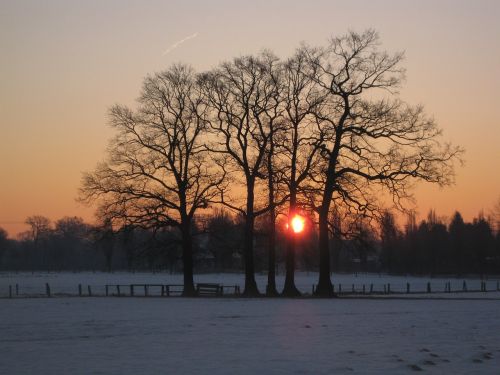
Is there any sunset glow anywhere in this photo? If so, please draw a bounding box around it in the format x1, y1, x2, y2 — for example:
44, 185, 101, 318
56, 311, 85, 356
0, 2, 499, 238
290, 215, 305, 234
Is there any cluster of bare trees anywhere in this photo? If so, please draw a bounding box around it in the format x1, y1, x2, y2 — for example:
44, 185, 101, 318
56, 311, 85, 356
380, 210, 500, 276
80, 30, 461, 296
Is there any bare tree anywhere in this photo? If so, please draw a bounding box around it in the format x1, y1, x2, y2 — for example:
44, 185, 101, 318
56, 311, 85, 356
80, 64, 223, 296
279, 49, 325, 296
0, 227, 8, 268
25, 215, 52, 248
491, 197, 500, 234
90, 218, 115, 272
304, 30, 463, 296
201, 53, 283, 296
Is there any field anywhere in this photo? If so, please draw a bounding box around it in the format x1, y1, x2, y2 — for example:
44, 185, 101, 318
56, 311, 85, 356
1, 272, 500, 374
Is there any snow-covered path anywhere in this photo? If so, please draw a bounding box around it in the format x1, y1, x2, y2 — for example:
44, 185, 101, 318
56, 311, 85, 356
1, 297, 499, 374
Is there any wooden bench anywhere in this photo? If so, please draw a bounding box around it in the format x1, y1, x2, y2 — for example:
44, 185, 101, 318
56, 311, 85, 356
196, 283, 222, 297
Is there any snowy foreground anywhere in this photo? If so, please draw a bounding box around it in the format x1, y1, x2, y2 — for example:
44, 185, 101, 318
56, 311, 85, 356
1, 272, 500, 374
1, 297, 500, 374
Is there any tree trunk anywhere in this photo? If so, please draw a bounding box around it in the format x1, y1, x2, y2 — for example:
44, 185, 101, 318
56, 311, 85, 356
181, 221, 196, 297
266, 210, 278, 296
316, 204, 334, 297
282, 188, 301, 296
266, 148, 278, 296
243, 181, 260, 296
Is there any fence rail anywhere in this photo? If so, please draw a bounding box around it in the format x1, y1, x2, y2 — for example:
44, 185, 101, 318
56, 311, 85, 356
312, 280, 500, 295
2, 280, 500, 298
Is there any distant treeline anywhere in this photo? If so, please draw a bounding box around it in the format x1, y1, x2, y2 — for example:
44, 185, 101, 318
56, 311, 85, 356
0, 209, 498, 275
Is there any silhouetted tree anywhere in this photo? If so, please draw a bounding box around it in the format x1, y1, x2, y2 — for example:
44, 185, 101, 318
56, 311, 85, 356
304, 30, 462, 295
121, 224, 137, 271
379, 210, 399, 273
52, 216, 89, 270
92, 219, 115, 272
25, 215, 52, 270
201, 53, 283, 296
0, 227, 8, 268
205, 209, 241, 271
449, 211, 466, 274
280, 49, 325, 296
25, 215, 51, 248
81, 64, 223, 296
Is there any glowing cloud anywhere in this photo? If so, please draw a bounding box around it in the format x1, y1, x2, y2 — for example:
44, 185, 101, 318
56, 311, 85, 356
162, 32, 199, 56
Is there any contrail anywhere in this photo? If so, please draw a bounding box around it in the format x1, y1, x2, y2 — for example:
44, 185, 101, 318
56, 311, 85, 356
162, 32, 199, 56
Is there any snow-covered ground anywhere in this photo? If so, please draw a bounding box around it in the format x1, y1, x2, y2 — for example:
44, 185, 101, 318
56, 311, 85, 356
1, 271, 499, 296
1, 297, 500, 374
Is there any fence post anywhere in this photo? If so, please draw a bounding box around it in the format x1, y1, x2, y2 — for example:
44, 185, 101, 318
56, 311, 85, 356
161, 285, 165, 297
352, 284, 355, 293
15, 284, 19, 296
105, 285, 109, 296
167, 285, 170, 297
130, 285, 134, 297
387, 284, 391, 294
362, 284, 366, 294
144, 285, 148, 297
406, 283, 410, 294
87, 285, 92, 296
383, 284, 387, 294
338, 284, 342, 294
369, 284, 373, 294
9, 285, 12, 298
117, 285, 121, 297
78, 284, 82, 297
427, 282, 431, 293
312, 284, 315, 294
463, 280, 467, 292
46, 283, 51, 297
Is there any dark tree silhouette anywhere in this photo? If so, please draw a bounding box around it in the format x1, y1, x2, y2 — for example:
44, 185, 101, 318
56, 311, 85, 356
304, 30, 462, 296
0, 227, 8, 268
205, 209, 242, 271
92, 218, 115, 272
280, 50, 325, 296
379, 210, 399, 273
25, 215, 51, 248
201, 53, 283, 296
80, 64, 224, 296
449, 211, 466, 274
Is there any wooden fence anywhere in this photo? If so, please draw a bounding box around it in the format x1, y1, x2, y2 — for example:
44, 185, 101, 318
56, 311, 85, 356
3, 280, 499, 298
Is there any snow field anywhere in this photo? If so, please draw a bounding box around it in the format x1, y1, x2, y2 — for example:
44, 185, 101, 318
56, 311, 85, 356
1, 297, 499, 374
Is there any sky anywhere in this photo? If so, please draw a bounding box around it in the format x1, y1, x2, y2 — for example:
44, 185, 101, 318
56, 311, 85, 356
0, 0, 499, 237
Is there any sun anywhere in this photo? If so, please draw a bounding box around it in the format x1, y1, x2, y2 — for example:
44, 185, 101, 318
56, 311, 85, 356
290, 214, 305, 234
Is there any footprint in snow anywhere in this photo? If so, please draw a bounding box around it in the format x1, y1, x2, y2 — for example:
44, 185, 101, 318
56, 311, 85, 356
482, 352, 493, 360
422, 360, 436, 366
408, 364, 423, 371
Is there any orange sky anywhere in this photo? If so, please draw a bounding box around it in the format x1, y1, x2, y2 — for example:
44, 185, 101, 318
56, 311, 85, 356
1, 0, 499, 238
